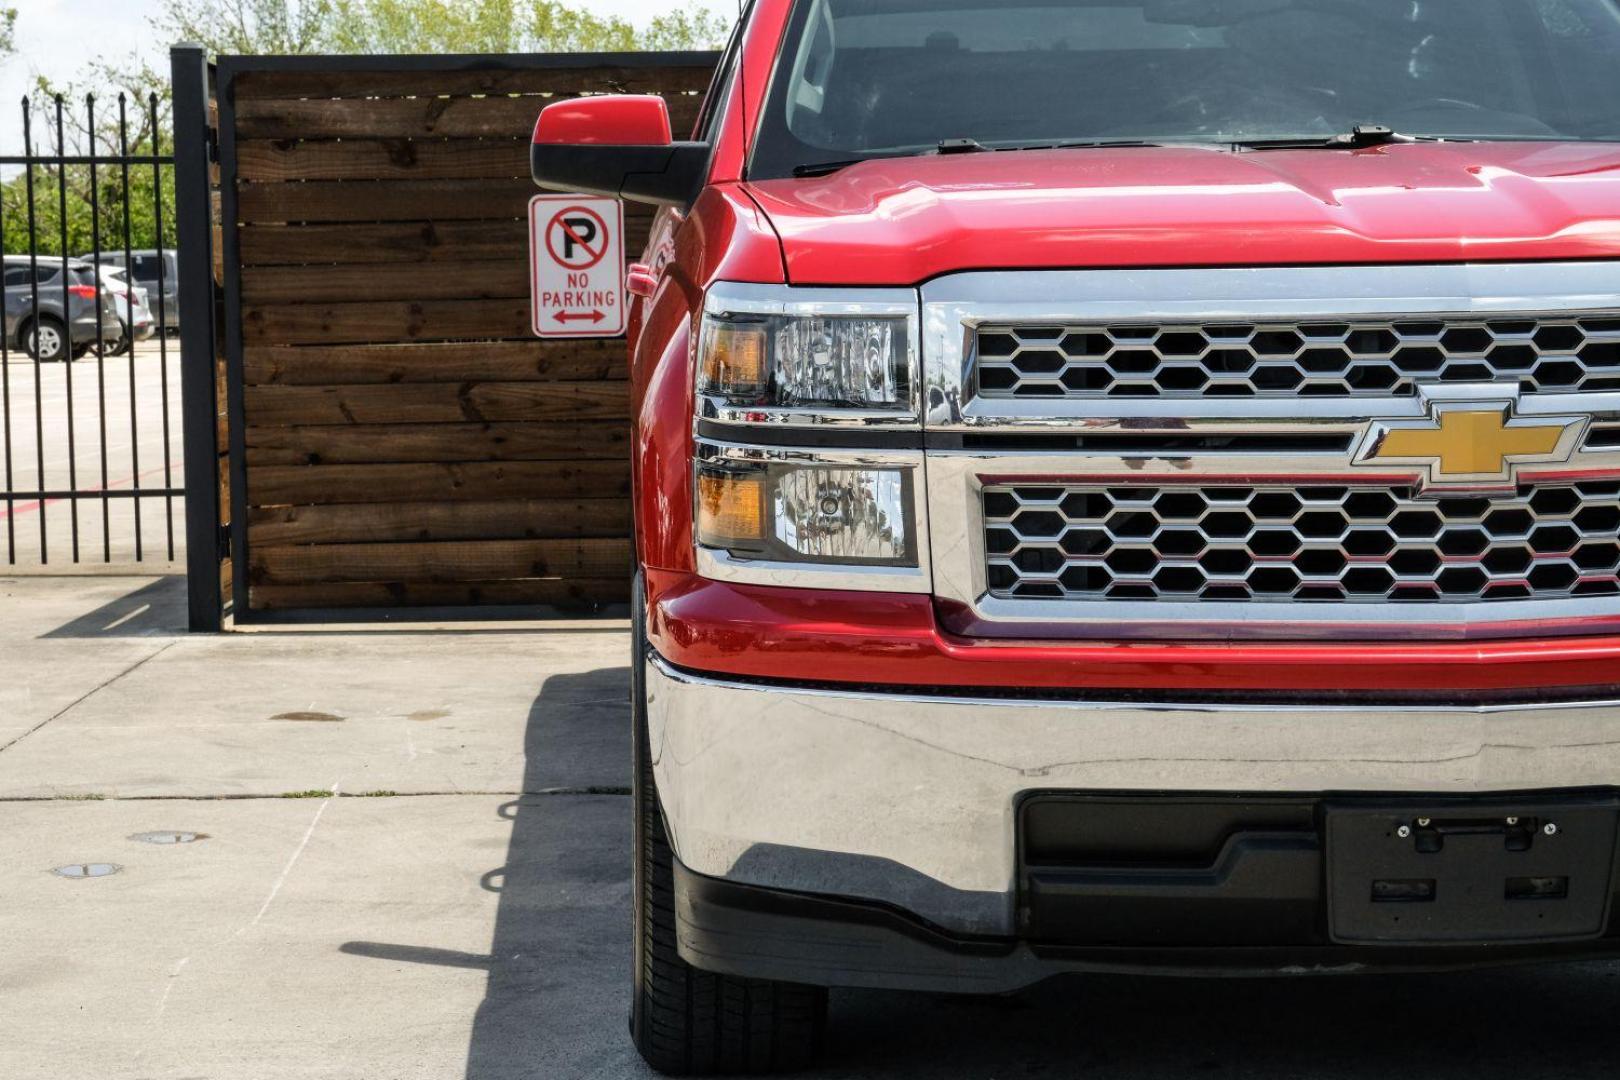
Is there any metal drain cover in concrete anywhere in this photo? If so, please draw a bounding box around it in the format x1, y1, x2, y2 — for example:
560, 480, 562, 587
52, 863, 122, 879
129, 831, 205, 845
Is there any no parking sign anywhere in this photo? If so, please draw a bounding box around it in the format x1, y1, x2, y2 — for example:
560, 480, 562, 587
529, 194, 626, 339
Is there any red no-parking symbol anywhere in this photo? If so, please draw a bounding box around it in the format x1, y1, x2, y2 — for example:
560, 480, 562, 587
544, 206, 610, 271
529, 194, 625, 339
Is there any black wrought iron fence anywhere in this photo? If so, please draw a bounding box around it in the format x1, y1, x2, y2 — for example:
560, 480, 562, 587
1, 91, 182, 566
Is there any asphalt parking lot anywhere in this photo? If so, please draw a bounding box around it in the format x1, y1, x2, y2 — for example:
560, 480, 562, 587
3, 575, 1619, 1079
1, 338, 185, 571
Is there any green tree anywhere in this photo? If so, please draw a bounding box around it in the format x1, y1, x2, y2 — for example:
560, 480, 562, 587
0, 64, 177, 257
159, 0, 338, 54
1, 8, 17, 58
159, 0, 729, 55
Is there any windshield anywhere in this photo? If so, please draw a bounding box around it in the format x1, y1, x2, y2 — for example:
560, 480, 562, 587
751, 0, 1620, 178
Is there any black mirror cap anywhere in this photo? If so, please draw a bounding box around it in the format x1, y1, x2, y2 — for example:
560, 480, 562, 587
531, 142, 712, 209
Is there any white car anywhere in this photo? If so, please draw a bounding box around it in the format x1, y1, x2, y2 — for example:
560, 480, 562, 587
94, 265, 154, 355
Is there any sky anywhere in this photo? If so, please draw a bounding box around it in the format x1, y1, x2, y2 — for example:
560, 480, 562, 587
0, 0, 735, 152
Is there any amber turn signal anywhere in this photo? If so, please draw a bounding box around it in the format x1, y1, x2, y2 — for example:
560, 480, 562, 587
699, 323, 768, 395
697, 471, 766, 546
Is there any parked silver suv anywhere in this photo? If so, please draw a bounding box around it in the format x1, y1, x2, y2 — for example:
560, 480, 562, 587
3, 256, 125, 362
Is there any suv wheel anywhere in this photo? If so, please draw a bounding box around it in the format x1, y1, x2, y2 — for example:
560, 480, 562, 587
630, 576, 827, 1076
25, 317, 68, 363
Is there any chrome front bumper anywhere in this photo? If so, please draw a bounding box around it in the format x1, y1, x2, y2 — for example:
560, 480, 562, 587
646, 652, 1620, 937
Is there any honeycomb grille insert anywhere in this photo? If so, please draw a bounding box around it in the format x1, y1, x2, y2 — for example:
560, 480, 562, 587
973, 316, 1620, 398
982, 482, 1620, 604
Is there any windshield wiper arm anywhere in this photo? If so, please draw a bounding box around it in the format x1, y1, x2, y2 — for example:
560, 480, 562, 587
1233, 124, 1443, 150
790, 138, 1160, 178
792, 139, 988, 177
943, 138, 1162, 152
791, 158, 869, 178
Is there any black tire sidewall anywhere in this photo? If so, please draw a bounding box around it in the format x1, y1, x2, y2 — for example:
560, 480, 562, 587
630, 570, 654, 1044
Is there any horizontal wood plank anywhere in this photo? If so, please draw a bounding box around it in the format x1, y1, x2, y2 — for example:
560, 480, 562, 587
239, 220, 528, 265
237, 138, 530, 182
242, 340, 626, 384
235, 95, 556, 139
243, 298, 535, 345
238, 178, 535, 223
241, 260, 529, 304
248, 576, 630, 610
249, 537, 633, 584
248, 460, 630, 505
231, 64, 716, 102
244, 421, 628, 464
244, 381, 629, 425
233, 93, 701, 139
246, 498, 630, 544
237, 217, 653, 267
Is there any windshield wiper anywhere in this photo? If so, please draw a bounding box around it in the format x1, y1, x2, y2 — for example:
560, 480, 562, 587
791, 138, 1160, 177
791, 158, 870, 178
1232, 124, 1448, 150
1007, 139, 1164, 151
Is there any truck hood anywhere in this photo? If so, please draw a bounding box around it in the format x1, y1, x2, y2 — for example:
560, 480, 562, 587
742, 142, 1620, 285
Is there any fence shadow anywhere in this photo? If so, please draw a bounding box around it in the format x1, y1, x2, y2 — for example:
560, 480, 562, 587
38, 574, 187, 638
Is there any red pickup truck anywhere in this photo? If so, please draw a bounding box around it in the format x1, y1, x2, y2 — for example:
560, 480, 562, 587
534, 0, 1620, 1073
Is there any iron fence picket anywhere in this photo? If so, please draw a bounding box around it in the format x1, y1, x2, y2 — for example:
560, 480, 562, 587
54, 95, 81, 561
23, 98, 47, 562
87, 94, 110, 562
151, 92, 175, 560
0, 193, 11, 563
119, 93, 143, 561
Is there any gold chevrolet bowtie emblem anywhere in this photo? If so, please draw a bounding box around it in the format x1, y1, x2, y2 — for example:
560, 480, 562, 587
1355, 397, 1586, 493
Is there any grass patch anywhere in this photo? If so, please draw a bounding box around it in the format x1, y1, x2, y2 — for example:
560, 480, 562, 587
60, 792, 106, 801
280, 789, 335, 799
355, 790, 399, 798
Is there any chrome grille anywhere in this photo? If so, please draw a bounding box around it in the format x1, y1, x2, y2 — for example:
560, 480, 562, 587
973, 316, 1620, 399
982, 482, 1620, 604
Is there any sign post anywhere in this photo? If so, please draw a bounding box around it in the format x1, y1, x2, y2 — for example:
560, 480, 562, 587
529, 194, 627, 339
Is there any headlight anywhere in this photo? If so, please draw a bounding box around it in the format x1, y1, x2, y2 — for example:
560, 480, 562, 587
699, 313, 908, 409
697, 459, 915, 567
697, 284, 919, 424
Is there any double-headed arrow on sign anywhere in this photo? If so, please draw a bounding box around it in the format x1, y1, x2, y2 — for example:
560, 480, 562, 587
554, 309, 606, 325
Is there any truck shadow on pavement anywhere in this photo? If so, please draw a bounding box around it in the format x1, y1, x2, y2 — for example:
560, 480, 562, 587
462, 665, 636, 1079
353, 662, 1620, 1079
344, 665, 642, 1079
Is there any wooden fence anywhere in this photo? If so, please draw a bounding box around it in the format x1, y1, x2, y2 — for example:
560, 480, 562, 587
201, 53, 716, 620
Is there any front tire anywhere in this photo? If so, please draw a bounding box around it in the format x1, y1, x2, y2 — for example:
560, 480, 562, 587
630, 575, 827, 1076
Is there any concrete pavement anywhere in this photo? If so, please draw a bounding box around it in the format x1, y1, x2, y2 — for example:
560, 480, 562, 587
3, 574, 1619, 1079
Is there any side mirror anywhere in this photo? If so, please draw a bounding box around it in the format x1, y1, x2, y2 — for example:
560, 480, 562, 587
531, 95, 710, 209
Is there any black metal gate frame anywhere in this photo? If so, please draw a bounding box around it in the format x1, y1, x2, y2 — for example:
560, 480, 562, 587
200, 50, 718, 628
0, 90, 183, 567
170, 45, 223, 631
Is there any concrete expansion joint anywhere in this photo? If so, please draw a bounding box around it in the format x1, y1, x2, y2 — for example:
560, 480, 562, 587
0, 640, 179, 756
